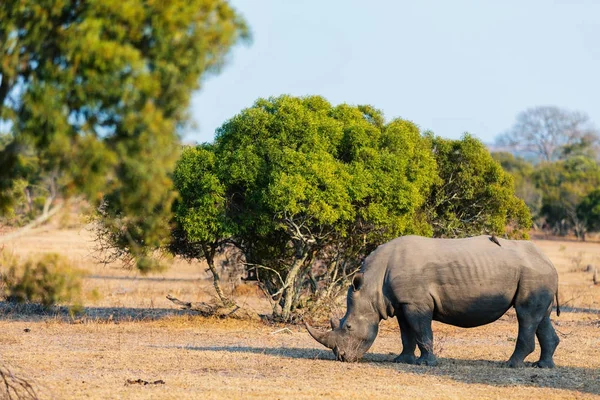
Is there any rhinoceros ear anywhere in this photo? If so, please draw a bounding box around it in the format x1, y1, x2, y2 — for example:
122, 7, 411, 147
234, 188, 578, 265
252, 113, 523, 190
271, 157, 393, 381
330, 317, 341, 330
352, 272, 364, 291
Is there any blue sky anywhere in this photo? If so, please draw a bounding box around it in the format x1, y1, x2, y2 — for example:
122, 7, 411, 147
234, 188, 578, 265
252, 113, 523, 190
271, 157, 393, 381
188, 0, 600, 145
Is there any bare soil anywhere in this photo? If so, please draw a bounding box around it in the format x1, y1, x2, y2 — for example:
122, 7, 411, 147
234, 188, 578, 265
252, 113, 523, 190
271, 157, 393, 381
1, 223, 599, 399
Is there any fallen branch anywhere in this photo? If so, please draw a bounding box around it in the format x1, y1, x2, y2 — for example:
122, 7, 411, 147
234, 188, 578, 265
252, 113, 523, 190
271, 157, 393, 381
0, 363, 39, 400
0, 203, 63, 243
125, 379, 165, 386
270, 328, 293, 335
165, 294, 260, 321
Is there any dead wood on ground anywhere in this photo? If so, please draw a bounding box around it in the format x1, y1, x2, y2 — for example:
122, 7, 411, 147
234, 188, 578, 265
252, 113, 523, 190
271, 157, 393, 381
165, 294, 260, 321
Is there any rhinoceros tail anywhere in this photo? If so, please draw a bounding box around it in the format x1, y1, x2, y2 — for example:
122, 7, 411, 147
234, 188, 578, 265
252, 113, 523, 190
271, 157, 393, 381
555, 288, 561, 317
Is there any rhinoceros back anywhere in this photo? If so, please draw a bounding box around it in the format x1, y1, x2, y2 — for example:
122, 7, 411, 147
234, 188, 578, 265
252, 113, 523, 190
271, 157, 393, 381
369, 235, 557, 328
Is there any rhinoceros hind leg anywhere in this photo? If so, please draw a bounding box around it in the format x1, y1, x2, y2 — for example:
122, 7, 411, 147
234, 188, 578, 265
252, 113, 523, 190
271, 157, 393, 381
402, 305, 437, 367
533, 316, 559, 368
506, 301, 547, 368
394, 313, 417, 364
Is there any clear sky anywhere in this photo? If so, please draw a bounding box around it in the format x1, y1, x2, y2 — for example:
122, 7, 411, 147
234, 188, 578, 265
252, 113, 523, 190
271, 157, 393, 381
188, 0, 600, 145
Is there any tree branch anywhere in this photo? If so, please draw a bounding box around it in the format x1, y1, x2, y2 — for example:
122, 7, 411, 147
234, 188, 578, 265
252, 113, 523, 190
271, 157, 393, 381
0, 202, 63, 243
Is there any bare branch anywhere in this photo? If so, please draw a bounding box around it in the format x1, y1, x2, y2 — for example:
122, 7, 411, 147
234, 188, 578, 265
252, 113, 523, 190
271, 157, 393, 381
0, 363, 39, 400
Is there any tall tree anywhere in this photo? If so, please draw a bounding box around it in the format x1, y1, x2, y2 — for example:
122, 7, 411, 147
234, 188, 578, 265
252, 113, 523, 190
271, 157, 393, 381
212, 95, 436, 320
0, 1, 249, 267
496, 106, 599, 162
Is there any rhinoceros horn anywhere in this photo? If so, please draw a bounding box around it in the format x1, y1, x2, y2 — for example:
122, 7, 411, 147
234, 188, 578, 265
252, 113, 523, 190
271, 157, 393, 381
305, 322, 337, 349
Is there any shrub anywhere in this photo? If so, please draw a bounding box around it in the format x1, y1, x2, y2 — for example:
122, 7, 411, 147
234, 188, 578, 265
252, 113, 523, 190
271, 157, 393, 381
1, 253, 84, 308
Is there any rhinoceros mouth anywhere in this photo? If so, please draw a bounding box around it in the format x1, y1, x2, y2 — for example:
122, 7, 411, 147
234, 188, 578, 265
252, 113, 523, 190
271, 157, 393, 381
334, 347, 358, 363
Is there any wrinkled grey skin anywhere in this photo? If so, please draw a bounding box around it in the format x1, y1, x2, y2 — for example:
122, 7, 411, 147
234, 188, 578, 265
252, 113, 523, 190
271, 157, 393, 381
306, 235, 560, 368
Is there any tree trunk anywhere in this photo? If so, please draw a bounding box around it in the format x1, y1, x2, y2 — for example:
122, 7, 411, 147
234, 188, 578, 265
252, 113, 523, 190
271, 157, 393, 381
0, 75, 12, 108
25, 187, 33, 213
280, 252, 310, 322
203, 245, 235, 307
574, 223, 586, 242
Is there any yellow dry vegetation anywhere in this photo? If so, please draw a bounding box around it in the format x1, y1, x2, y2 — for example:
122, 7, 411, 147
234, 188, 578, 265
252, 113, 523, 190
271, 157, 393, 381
0, 223, 599, 399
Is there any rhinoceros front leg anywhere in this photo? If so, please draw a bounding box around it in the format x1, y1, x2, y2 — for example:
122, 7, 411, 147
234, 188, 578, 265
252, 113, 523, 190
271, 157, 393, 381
533, 316, 559, 368
393, 314, 417, 364
402, 304, 437, 366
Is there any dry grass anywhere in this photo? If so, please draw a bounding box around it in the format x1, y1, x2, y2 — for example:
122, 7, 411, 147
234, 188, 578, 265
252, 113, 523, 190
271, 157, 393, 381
0, 223, 599, 399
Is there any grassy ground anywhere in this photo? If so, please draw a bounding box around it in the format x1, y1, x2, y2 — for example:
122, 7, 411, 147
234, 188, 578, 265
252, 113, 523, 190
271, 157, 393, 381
1, 223, 599, 399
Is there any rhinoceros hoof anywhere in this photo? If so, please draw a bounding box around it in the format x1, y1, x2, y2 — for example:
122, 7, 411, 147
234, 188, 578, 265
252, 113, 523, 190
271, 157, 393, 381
415, 356, 438, 366
505, 359, 525, 368
393, 354, 416, 364
533, 360, 555, 369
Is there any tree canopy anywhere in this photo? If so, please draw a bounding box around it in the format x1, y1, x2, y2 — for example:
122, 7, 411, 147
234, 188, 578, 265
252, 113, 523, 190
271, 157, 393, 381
0, 0, 249, 265
174, 95, 438, 319
426, 135, 532, 238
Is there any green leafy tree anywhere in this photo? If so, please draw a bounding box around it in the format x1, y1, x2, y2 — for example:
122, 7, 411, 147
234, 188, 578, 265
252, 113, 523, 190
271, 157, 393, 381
0, 0, 249, 268
534, 156, 600, 240
577, 189, 600, 235
425, 134, 531, 238
210, 95, 436, 320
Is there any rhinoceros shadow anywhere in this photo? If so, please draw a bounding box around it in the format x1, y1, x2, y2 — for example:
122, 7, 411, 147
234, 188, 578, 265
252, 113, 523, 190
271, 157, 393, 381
0, 301, 193, 322
188, 345, 600, 395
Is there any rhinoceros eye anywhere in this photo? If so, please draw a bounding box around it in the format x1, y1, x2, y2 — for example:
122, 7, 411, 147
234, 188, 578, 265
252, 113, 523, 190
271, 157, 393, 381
345, 323, 352, 331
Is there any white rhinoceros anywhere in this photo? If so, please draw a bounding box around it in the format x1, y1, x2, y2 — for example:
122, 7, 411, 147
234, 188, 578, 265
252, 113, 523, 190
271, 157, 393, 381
306, 235, 560, 368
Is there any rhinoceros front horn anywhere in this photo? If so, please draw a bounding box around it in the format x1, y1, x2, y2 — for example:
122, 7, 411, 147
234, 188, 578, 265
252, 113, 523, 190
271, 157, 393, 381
305, 322, 337, 349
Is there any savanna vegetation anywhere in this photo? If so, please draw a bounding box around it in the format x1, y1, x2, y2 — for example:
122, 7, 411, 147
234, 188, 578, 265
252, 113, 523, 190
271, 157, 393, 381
1, 1, 600, 399
2, 1, 597, 324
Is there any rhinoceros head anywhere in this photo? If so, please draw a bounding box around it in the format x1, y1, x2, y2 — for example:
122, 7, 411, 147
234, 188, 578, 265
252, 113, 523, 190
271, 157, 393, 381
305, 273, 379, 362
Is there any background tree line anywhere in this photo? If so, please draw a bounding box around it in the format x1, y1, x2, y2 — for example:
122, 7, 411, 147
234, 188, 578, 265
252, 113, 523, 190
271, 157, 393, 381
494, 106, 600, 241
